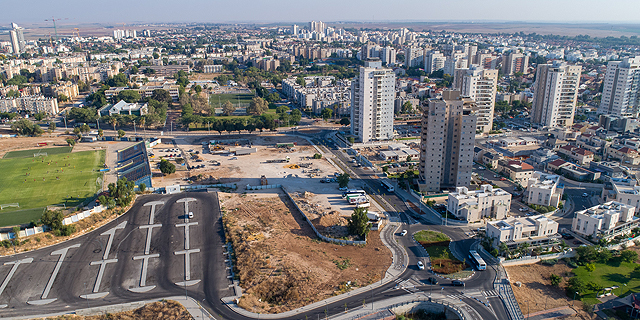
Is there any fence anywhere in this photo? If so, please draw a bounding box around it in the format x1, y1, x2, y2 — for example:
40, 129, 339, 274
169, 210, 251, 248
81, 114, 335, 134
62, 205, 106, 226
282, 187, 366, 246
500, 250, 575, 266
0, 226, 48, 241
181, 183, 237, 191
246, 184, 282, 190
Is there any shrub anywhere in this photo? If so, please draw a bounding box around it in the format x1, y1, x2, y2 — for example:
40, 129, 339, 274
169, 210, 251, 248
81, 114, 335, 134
550, 274, 562, 286
620, 250, 638, 263
313, 153, 322, 159
541, 259, 558, 265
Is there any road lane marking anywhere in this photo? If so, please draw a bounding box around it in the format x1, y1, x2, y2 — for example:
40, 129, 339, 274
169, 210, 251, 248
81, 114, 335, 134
28, 244, 81, 305
0, 258, 33, 308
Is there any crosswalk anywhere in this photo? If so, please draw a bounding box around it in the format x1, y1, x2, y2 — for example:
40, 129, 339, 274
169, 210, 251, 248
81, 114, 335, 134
394, 278, 422, 294
483, 290, 499, 297
447, 294, 466, 300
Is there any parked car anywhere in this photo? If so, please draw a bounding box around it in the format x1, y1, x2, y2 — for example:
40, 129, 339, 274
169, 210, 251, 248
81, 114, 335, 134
400, 230, 407, 236
500, 177, 507, 181
451, 280, 464, 286
417, 261, 425, 270
582, 193, 589, 197
188, 212, 194, 219
518, 208, 528, 212
494, 175, 499, 178
338, 186, 348, 191
428, 277, 438, 285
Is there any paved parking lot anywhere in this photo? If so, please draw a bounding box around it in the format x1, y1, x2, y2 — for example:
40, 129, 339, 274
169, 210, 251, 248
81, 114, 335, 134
0, 192, 231, 318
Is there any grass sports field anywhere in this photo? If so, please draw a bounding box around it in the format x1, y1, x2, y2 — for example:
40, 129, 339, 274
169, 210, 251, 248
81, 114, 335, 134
209, 92, 255, 109
0, 149, 105, 227
3, 146, 73, 159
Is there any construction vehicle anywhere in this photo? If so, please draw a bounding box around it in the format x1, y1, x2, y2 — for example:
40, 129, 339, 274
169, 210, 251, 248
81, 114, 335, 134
260, 175, 268, 185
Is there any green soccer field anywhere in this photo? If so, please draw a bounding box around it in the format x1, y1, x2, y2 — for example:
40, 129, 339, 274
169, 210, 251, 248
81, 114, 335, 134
209, 92, 255, 108
0, 150, 105, 227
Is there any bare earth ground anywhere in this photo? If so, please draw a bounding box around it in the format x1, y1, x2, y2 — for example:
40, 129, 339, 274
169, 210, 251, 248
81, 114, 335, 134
153, 134, 364, 218
220, 192, 391, 314
0, 136, 69, 158
32, 300, 190, 320
506, 261, 595, 320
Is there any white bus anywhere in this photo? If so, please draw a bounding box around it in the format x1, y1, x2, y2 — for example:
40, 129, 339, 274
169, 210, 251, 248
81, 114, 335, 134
342, 189, 366, 198
380, 179, 394, 192
469, 250, 486, 270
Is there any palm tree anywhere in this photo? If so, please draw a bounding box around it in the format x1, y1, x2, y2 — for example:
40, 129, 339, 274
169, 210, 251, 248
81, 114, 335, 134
110, 117, 117, 134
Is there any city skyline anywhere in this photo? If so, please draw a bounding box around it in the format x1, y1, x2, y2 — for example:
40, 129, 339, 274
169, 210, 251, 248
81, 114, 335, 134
1, 0, 640, 24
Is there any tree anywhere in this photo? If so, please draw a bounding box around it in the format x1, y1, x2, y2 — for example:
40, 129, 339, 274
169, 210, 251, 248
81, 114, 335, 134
138, 183, 146, 193
567, 276, 585, 296
11, 119, 44, 136
117, 129, 126, 138
321, 108, 333, 120
276, 105, 290, 114
57, 94, 69, 103
115, 90, 141, 103
66, 138, 76, 146
337, 173, 350, 188
222, 100, 235, 116
313, 153, 322, 159
348, 207, 370, 239
159, 159, 176, 175
402, 101, 413, 114
340, 117, 350, 125
41, 210, 64, 231
247, 97, 268, 115
585, 263, 596, 273
266, 92, 280, 103
576, 245, 598, 263
107, 177, 135, 207
34, 112, 46, 121
193, 85, 202, 94
151, 89, 173, 103
620, 250, 638, 263
290, 109, 302, 124
67, 107, 98, 123
48, 122, 56, 133
550, 274, 562, 286
596, 249, 612, 263
98, 129, 103, 137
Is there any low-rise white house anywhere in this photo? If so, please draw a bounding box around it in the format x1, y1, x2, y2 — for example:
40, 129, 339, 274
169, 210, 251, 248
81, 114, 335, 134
525, 172, 563, 207
571, 201, 639, 240
99, 100, 149, 116
446, 185, 511, 222
487, 214, 560, 249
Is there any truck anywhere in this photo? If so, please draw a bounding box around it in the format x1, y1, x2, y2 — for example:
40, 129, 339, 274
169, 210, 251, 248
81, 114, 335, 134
266, 156, 291, 163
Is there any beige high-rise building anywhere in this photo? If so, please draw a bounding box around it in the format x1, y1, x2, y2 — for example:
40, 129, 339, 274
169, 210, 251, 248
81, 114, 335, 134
453, 65, 498, 133
531, 61, 581, 128
502, 52, 529, 75
598, 56, 640, 117
419, 90, 477, 192
351, 60, 396, 143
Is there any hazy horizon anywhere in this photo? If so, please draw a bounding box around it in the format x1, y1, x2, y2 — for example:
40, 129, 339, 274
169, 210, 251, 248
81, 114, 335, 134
1, 0, 640, 26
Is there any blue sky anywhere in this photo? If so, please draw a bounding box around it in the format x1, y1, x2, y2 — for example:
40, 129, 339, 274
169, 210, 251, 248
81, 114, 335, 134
1, 0, 639, 25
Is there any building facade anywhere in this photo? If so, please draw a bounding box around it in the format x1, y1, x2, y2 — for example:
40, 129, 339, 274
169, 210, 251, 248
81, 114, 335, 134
418, 90, 477, 192
487, 215, 560, 249
447, 185, 511, 222
598, 56, 640, 118
572, 201, 638, 240
351, 60, 395, 143
453, 65, 498, 133
502, 52, 529, 75
0, 96, 59, 114
525, 172, 563, 207
530, 61, 582, 128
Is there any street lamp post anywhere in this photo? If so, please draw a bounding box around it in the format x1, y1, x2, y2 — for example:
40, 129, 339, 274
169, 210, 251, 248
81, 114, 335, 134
572, 292, 578, 306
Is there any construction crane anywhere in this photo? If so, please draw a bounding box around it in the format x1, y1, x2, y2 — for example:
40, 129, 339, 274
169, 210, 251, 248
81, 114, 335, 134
44, 17, 68, 41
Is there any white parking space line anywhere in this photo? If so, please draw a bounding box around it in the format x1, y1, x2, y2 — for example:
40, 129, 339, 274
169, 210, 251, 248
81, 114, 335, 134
130, 201, 165, 293
130, 254, 160, 292
139, 224, 162, 255
174, 249, 201, 286
143, 201, 165, 225
176, 222, 198, 250
28, 244, 81, 305
81, 221, 127, 300
0, 258, 33, 308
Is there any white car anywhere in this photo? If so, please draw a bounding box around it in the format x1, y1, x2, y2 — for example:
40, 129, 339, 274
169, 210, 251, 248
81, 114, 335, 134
400, 230, 407, 236
518, 208, 528, 212
417, 261, 425, 270
188, 212, 194, 219
582, 193, 588, 197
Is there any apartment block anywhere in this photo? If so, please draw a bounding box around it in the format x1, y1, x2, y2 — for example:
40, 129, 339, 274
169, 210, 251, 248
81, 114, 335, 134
606, 179, 640, 211
447, 185, 511, 222
203, 65, 223, 73
487, 215, 559, 249
418, 90, 477, 192
0, 96, 59, 114
572, 201, 638, 240
404, 46, 424, 68
530, 61, 581, 128
105, 84, 180, 102
598, 56, 640, 117
424, 51, 446, 74
557, 145, 594, 165
525, 172, 563, 207
453, 65, 498, 133
502, 52, 529, 75
351, 60, 395, 143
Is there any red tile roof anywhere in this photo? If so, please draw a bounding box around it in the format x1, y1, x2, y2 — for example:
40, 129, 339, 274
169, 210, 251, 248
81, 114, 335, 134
549, 159, 567, 167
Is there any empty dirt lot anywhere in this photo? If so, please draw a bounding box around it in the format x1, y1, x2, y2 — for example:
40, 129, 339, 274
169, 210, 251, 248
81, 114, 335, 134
220, 191, 391, 314
506, 261, 594, 319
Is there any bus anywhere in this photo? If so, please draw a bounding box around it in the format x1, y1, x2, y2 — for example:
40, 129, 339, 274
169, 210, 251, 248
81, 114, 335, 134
342, 189, 366, 198
469, 250, 486, 270
381, 179, 394, 192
